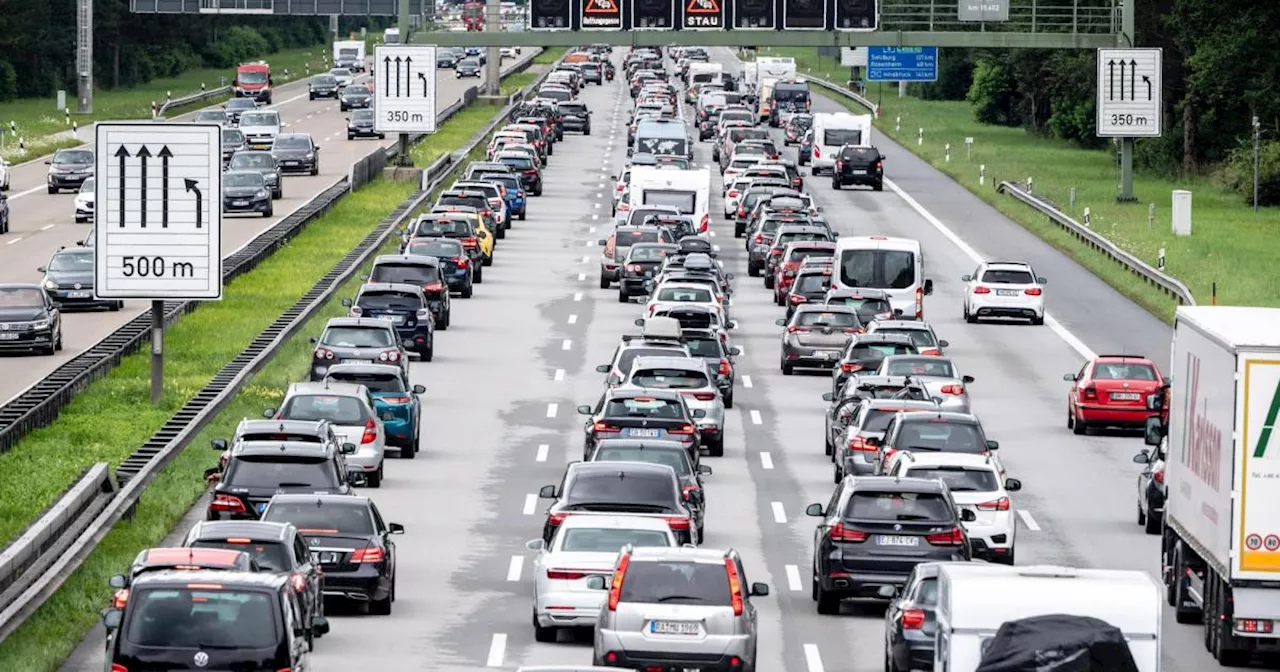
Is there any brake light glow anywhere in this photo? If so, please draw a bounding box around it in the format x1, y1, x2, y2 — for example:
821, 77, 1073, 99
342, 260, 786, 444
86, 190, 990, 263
718, 359, 732, 376
351, 547, 385, 563
724, 557, 745, 616
926, 527, 966, 546
813, 146, 820, 158
919, 348, 941, 356
290, 574, 307, 592
753, 234, 764, 244
727, 190, 739, 198
901, 608, 926, 629
450, 256, 470, 268
973, 286, 991, 294
461, 237, 478, 248
830, 522, 867, 542
113, 589, 130, 608
668, 424, 696, 435
382, 396, 411, 404
789, 295, 807, 305
738, 208, 747, 217
1153, 468, 1164, 485
592, 421, 621, 433
210, 495, 246, 513
349, 306, 363, 316
916, 286, 924, 319
361, 419, 377, 444
700, 214, 709, 233
976, 497, 1010, 511
111, 665, 128, 672
1025, 288, 1043, 296
682, 484, 701, 499
939, 384, 965, 395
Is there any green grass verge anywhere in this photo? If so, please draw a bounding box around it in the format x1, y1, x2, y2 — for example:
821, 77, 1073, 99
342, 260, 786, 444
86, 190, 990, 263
501, 72, 537, 96
0, 45, 323, 161
763, 47, 1280, 321
0, 100, 512, 672
533, 48, 568, 65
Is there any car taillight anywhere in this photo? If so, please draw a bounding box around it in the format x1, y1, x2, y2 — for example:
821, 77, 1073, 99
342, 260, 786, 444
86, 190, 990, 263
1153, 467, 1164, 484
451, 256, 470, 268
378, 350, 401, 362
1025, 288, 1043, 296
1083, 385, 1097, 401
875, 161, 883, 171
546, 569, 588, 580
901, 608, 926, 630
939, 384, 965, 395
210, 494, 246, 513
786, 325, 809, 333
664, 515, 691, 531
718, 359, 732, 376
788, 295, 807, 305
724, 557, 745, 616
753, 234, 764, 244
973, 286, 991, 294
627, 264, 644, 272
700, 214, 709, 233
608, 553, 631, 610
488, 198, 502, 209
848, 436, 877, 452
424, 282, 446, 292
813, 146, 821, 158
616, 183, 625, 192
841, 362, 862, 373
836, 161, 845, 171
682, 484, 700, 500
315, 348, 334, 360
727, 190, 739, 198
830, 521, 867, 542
349, 306, 363, 316
926, 527, 966, 546
291, 574, 307, 592
683, 391, 718, 401
112, 589, 130, 609
916, 286, 924, 319
361, 418, 377, 444
461, 237, 478, 248
111, 666, 128, 672
548, 512, 570, 526
919, 348, 941, 356
523, 169, 538, 176
668, 424, 696, 435
382, 395, 411, 404
592, 421, 621, 433
351, 547, 385, 563
976, 497, 1010, 511
738, 208, 747, 217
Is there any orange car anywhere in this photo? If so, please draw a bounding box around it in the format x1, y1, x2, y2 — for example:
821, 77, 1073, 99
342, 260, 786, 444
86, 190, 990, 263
1064, 355, 1165, 434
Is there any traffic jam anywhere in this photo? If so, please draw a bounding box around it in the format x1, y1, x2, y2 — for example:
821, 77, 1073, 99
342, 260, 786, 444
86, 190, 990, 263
94, 43, 1200, 672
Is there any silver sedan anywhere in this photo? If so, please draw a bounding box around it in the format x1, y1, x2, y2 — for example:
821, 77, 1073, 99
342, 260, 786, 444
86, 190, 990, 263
874, 354, 974, 414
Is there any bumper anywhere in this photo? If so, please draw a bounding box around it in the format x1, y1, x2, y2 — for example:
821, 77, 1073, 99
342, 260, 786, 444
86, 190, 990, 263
349, 127, 382, 137
223, 198, 271, 214
819, 569, 911, 598
245, 138, 276, 151
783, 344, 844, 368
276, 160, 316, 174
1078, 405, 1156, 427
380, 416, 415, 445
619, 275, 653, 296
310, 90, 339, 98
505, 199, 526, 214
346, 446, 385, 471
322, 565, 390, 602
443, 271, 472, 290
841, 450, 879, 476
0, 328, 56, 350
340, 100, 372, 109
596, 629, 752, 671
964, 520, 1015, 559
534, 589, 606, 628
45, 290, 113, 309
969, 297, 1043, 319
892, 636, 934, 672
48, 174, 90, 190
835, 171, 882, 186
75, 205, 95, 221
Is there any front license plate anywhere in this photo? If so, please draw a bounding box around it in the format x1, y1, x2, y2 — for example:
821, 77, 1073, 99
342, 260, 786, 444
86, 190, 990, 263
650, 620, 700, 635
996, 289, 1019, 296
1112, 392, 1141, 401
67, 291, 90, 299
876, 535, 919, 547
628, 428, 660, 438
0, 333, 19, 341
232, 200, 248, 206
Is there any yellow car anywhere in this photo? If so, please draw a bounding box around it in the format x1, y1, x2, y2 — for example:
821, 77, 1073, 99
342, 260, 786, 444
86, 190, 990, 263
431, 206, 495, 269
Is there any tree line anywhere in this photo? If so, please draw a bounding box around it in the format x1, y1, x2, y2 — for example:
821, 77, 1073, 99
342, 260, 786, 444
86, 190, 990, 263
912, 0, 1280, 205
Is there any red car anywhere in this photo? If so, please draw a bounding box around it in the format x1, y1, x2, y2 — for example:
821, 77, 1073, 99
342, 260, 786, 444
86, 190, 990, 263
1064, 355, 1164, 435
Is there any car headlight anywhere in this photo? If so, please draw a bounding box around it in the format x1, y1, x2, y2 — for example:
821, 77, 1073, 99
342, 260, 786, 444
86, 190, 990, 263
43, 280, 57, 290
255, 189, 268, 199
305, 153, 314, 160
30, 318, 51, 330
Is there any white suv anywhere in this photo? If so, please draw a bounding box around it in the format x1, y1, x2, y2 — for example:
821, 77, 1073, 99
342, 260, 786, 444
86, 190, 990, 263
885, 451, 1022, 564
961, 261, 1046, 325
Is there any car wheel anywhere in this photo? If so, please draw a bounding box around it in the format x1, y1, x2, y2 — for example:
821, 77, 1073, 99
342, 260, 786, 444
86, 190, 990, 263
1031, 314, 1045, 325
367, 464, 383, 488
263, 207, 273, 218
348, 133, 354, 140
723, 392, 733, 409
518, 210, 526, 221
305, 625, 315, 651
495, 226, 506, 240
832, 179, 841, 190
461, 281, 474, 298
815, 582, 840, 615
474, 266, 483, 283
747, 263, 759, 278
833, 464, 843, 484
599, 274, 610, 289
110, 301, 122, 311
532, 611, 557, 643
273, 188, 282, 200
1137, 501, 1147, 526
763, 274, 774, 289
618, 290, 629, 303
873, 180, 884, 192
482, 253, 493, 267
370, 587, 393, 615
781, 361, 794, 376
1144, 506, 1161, 535
55, 330, 63, 351
584, 127, 591, 135
707, 438, 724, 457
440, 309, 451, 330
1072, 410, 1087, 435
310, 164, 319, 176
422, 339, 434, 362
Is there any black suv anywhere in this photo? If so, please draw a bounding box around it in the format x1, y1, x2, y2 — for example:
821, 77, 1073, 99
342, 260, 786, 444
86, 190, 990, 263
681, 327, 740, 408
102, 570, 318, 671
205, 440, 360, 520
805, 476, 974, 613
182, 520, 328, 648
538, 461, 699, 546
832, 144, 886, 192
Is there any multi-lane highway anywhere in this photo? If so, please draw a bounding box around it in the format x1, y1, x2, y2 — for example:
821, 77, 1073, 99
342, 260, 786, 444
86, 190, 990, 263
56, 47, 1251, 672
0, 53, 534, 408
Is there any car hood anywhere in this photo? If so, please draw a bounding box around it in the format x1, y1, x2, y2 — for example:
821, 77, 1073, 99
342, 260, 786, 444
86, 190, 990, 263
0, 307, 50, 322
46, 271, 94, 287
272, 149, 311, 159
224, 186, 265, 197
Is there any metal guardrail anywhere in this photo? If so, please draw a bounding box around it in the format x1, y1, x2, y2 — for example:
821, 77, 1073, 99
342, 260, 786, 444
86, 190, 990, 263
155, 85, 233, 119
0, 52, 559, 644
799, 72, 1196, 307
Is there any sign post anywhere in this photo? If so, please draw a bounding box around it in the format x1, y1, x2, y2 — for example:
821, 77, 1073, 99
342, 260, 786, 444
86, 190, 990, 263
93, 122, 223, 403
866, 46, 938, 82
374, 44, 439, 166
1096, 48, 1161, 202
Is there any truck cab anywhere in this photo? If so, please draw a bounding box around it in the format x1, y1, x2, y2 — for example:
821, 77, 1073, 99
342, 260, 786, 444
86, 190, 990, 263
234, 62, 272, 104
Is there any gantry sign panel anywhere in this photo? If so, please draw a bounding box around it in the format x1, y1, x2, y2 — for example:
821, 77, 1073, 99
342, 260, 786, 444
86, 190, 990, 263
130, 0, 423, 15
528, 0, 877, 32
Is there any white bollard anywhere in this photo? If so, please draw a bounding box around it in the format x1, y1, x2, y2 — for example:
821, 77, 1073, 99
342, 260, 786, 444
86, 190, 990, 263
895, 116, 900, 133
1083, 207, 1092, 227
917, 128, 923, 146
944, 144, 951, 162
1157, 246, 1166, 270
1025, 177, 1034, 195
979, 164, 986, 186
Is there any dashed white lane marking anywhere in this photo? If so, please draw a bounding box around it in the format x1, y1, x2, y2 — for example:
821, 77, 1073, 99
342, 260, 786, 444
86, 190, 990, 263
5, 237, 23, 245
594, 202, 601, 208
485, 634, 507, 667
712, 244, 721, 252
785, 565, 803, 591
589, 226, 597, 233
742, 375, 753, 388
749, 409, 763, 425
522, 494, 537, 515
708, 230, 716, 237
554, 369, 565, 383
803, 643, 825, 672
736, 344, 746, 355
546, 402, 559, 418
584, 239, 594, 246
596, 192, 603, 198
561, 339, 572, 351
1017, 509, 1042, 531
568, 314, 578, 324
760, 452, 774, 469
573, 292, 584, 301
771, 501, 787, 524
592, 213, 599, 220
536, 443, 550, 462
580, 255, 589, 263
577, 273, 586, 281
40, 224, 53, 231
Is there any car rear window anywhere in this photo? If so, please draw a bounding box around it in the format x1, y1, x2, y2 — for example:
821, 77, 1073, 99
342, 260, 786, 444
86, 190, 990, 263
325, 371, 405, 393
280, 394, 370, 425
262, 501, 375, 535
981, 269, 1035, 284
656, 287, 713, 302
357, 290, 423, 309
566, 472, 676, 506
859, 408, 929, 433
125, 588, 278, 648
629, 368, 709, 390
847, 491, 953, 522
320, 326, 394, 348
499, 156, 535, 169
224, 455, 340, 491
796, 273, 833, 293
412, 218, 472, 237
852, 343, 916, 358
905, 467, 1000, 493
190, 539, 292, 572
828, 296, 893, 321
894, 422, 985, 453
618, 561, 731, 605
883, 358, 955, 378
683, 337, 723, 359
1092, 363, 1159, 381
787, 248, 833, 263
560, 527, 671, 552
794, 311, 859, 328
406, 239, 465, 257
824, 129, 862, 146
594, 446, 691, 475
875, 328, 937, 347
603, 397, 683, 419
615, 229, 663, 247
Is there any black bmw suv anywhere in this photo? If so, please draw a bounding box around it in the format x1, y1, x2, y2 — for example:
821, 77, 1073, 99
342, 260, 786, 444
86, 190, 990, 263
832, 144, 886, 192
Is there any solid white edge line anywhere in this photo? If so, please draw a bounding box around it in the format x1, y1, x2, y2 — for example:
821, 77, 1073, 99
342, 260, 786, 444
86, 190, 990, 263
522, 493, 537, 516
506, 556, 523, 582
536, 444, 550, 462
561, 339, 572, 350
749, 409, 763, 425
485, 633, 507, 667
742, 375, 753, 389
803, 643, 825, 672
760, 452, 774, 469
771, 501, 787, 524
785, 565, 803, 592
546, 402, 559, 418
553, 368, 565, 382
1017, 508, 1043, 531
39, 224, 53, 231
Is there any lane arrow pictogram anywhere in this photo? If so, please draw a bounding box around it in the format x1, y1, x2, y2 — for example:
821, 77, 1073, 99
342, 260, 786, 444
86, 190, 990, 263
158, 145, 173, 228
184, 179, 203, 229
417, 71, 429, 97
114, 145, 129, 228
1107, 59, 1115, 101
395, 56, 402, 97
404, 56, 413, 95
1129, 59, 1138, 102
1142, 74, 1152, 101
136, 145, 152, 229
383, 55, 392, 92
1117, 59, 1128, 100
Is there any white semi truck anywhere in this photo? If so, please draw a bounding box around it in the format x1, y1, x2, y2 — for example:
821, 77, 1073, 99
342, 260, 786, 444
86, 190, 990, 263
1147, 305, 1280, 666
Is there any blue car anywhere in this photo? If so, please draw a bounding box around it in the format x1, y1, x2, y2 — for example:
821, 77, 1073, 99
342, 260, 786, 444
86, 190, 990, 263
477, 172, 527, 220
322, 362, 425, 457
402, 237, 475, 298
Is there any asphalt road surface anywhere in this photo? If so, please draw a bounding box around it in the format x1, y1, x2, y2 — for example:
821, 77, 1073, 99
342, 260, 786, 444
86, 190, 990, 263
0, 52, 535, 408
57, 47, 1262, 672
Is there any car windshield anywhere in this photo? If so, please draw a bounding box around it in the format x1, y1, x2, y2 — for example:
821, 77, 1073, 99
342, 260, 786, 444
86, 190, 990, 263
48, 252, 94, 272
796, 273, 833, 293
227, 99, 256, 110
559, 527, 671, 552
320, 326, 394, 348
313, 76, 336, 86
847, 491, 953, 522
222, 130, 245, 144
406, 240, 464, 257
1093, 363, 1159, 381
231, 154, 273, 168
357, 291, 422, 309
876, 328, 938, 347
280, 394, 370, 425
905, 467, 1000, 492
125, 588, 278, 648
325, 371, 405, 393
273, 136, 310, 149
0, 287, 44, 306
263, 502, 375, 535
565, 472, 675, 506
628, 368, 709, 390
895, 422, 985, 453
795, 311, 859, 328
190, 539, 291, 572
603, 396, 683, 419
239, 112, 278, 127
330, 69, 351, 78
594, 446, 691, 475
883, 358, 956, 377
413, 218, 472, 236
352, 110, 374, 122
224, 173, 264, 188
224, 455, 340, 490
616, 561, 731, 605
656, 287, 712, 302
369, 263, 434, 285
345, 86, 370, 96
55, 150, 93, 164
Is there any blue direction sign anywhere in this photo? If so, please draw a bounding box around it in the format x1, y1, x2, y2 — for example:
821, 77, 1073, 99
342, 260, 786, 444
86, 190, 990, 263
867, 47, 939, 82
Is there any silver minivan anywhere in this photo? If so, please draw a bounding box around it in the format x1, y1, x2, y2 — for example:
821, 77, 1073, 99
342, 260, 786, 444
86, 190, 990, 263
588, 546, 769, 670
621, 355, 727, 457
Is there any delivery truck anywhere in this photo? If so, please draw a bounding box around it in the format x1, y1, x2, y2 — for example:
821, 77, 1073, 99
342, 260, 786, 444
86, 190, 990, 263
1145, 305, 1280, 666
333, 40, 366, 72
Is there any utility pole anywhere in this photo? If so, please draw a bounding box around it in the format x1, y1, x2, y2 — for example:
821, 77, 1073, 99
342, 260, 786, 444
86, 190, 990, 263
1253, 115, 1261, 212
484, 0, 502, 96
1117, 0, 1136, 202
76, 0, 93, 114
397, 0, 412, 165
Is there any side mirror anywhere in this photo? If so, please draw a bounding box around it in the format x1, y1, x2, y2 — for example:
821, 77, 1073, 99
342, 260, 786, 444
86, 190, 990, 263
832, 231, 840, 238
821, 392, 834, 402
525, 538, 545, 551
313, 616, 330, 636
109, 575, 127, 589
412, 384, 426, 394
725, 273, 734, 280
37, 266, 46, 273
749, 582, 769, 597
691, 409, 707, 418
960, 274, 972, 282
729, 347, 741, 356
634, 318, 645, 327
203, 467, 221, 481
817, 206, 825, 212
893, 308, 904, 316
626, 147, 634, 157
539, 484, 558, 499
727, 320, 738, 329
211, 438, 228, 450
577, 404, 593, 415
1037, 277, 1047, 284
595, 364, 610, 373
388, 522, 405, 534
775, 318, 787, 326
262, 408, 276, 418
805, 503, 825, 517
698, 464, 713, 475
923, 279, 934, 296
938, 340, 950, 348
360, 273, 370, 280
341, 442, 357, 454
1063, 373, 1077, 382
44, 159, 53, 165
985, 440, 999, 450
1133, 450, 1151, 464
1004, 478, 1022, 492
877, 585, 899, 599
959, 508, 977, 522
341, 298, 353, 307
102, 609, 123, 629
961, 375, 975, 384
586, 575, 609, 590
309, 337, 318, 344
347, 472, 367, 486
1144, 417, 1164, 446
597, 239, 607, 246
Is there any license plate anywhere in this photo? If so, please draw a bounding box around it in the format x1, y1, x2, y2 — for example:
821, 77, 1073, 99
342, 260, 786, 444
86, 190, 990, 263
378, 315, 405, 324
876, 535, 919, 546
650, 620, 700, 635
255, 503, 267, 513
1112, 392, 1141, 401
284, 161, 299, 166
851, 169, 867, 175
232, 200, 248, 206
345, 359, 374, 365
628, 428, 660, 438
0, 333, 18, 341
996, 289, 1019, 296
824, 351, 840, 359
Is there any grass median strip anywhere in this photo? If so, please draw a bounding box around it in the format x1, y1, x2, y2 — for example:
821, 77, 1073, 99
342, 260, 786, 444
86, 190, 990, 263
0, 98, 514, 672
765, 47, 1280, 321
533, 48, 567, 65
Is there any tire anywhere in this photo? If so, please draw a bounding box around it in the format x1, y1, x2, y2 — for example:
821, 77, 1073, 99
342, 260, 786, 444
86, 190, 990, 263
48, 185, 58, 194
482, 253, 493, 267
110, 301, 122, 311
1031, 314, 1045, 325
832, 179, 841, 190
781, 362, 794, 376
764, 274, 774, 289
747, 263, 760, 278
402, 436, 417, 459
348, 134, 354, 140
1144, 507, 1162, 535
438, 310, 450, 331
532, 611, 557, 643
723, 392, 733, 409
370, 587, 392, 615
273, 188, 282, 200
495, 226, 506, 240
534, 186, 543, 196
1072, 411, 1087, 435
618, 290, 629, 303
824, 435, 833, 456
422, 339, 434, 362
310, 164, 319, 176
263, 207, 273, 218
1137, 501, 1146, 526
461, 282, 473, 299
518, 211, 526, 221
1172, 546, 1203, 624
815, 582, 840, 615
55, 331, 62, 351
474, 266, 483, 283
366, 465, 383, 488
707, 438, 724, 457
599, 274, 611, 289
873, 181, 884, 192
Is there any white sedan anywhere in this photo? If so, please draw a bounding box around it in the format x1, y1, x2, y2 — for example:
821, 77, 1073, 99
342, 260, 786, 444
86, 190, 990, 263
525, 515, 678, 642
0, 158, 10, 191
961, 261, 1046, 325
74, 177, 95, 223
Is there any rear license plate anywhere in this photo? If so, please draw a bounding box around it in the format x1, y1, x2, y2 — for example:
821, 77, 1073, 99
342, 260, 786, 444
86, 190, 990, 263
345, 359, 374, 364
996, 289, 1019, 296
650, 620, 700, 635
255, 503, 267, 513
628, 428, 660, 438
851, 169, 867, 175
379, 315, 405, 324
1111, 392, 1141, 401
824, 351, 840, 359
0, 333, 19, 340
232, 200, 248, 207
67, 291, 90, 299
284, 161, 299, 166
876, 535, 919, 547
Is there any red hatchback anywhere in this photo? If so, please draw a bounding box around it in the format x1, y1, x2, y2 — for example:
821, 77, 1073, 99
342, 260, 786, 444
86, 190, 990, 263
1064, 355, 1164, 434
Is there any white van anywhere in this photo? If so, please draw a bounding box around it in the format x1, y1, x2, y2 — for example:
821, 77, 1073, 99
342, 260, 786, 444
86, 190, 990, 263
810, 112, 873, 175
687, 62, 724, 88
933, 564, 1161, 672
832, 235, 932, 319
629, 166, 712, 235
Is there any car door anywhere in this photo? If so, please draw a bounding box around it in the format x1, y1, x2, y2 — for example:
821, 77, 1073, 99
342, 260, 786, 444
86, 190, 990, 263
813, 481, 846, 563
371, 503, 395, 586
292, 533, 322, 620
735, 555, 759, 639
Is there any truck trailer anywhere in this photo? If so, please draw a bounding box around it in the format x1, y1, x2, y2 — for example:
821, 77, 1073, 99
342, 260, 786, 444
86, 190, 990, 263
1148, 305, 1280, 666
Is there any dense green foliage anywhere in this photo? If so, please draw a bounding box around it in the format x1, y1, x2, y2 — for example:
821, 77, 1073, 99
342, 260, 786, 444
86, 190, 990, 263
918, 0, 1280, 204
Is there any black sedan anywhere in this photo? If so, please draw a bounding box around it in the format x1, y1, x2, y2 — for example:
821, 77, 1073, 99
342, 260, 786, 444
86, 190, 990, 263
339, 84, 373, 111
221, 170, 273, 218
0, 284, 62, 354
403, 237, 474, 298
38, 247, 120, 311
348, 109, 384, 140
309, 75, 340, 100
227, 150, 282, 199
262, 494, 403, 615
270, 133, 321, 176
456, 58, 481, 78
